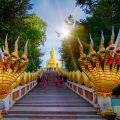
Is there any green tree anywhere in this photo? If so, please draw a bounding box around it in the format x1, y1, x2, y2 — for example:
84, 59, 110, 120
76, 0, 120, 94
0, 0, 47, 71
76, 0, 120, 50
60, 22, 89, 71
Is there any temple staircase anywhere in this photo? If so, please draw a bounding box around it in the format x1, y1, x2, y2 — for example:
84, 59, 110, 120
4, 71, 106, 120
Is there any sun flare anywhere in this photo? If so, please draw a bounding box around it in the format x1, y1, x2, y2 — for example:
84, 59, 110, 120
61, 28, 70, 37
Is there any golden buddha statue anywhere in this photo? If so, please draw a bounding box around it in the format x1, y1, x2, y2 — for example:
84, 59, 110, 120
46, 48, 59, 69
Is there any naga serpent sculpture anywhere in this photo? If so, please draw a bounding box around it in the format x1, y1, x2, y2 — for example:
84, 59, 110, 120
0, 35, 28, 100
78, 30, 120, 115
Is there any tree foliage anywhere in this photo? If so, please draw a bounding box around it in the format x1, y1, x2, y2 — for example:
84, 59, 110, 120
76, 0, 120, 94
76, 0, 120, 50
60, 22, 89, 71
0, 0, 47, 71
62, 0, 120, 71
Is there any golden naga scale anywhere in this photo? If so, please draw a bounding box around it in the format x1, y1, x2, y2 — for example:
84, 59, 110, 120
78, 29, 120, 114
79, 30, 120, 97
0, 36, 42, 100
0, 36, 28, 100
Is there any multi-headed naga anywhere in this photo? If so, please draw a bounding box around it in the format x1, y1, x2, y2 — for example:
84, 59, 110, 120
79, 29, 120, 114
0, 35, 28, 100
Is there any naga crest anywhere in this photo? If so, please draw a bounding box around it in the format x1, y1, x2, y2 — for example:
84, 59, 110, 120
0, 36, 28, 99
79, 28, 120, 98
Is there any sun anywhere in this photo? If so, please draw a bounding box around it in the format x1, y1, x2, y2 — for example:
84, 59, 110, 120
60, 27, 70, 38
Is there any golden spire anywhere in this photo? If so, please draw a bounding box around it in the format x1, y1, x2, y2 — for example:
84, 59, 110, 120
14, 36, 19, 53
11, 36, 19, 60
4, 34, 9, 54
109, 26, 115, 49
21, 40, 28, 62
78, 38, 83, 54
89, 34, 96, 57
77, 38, 86, 60
24, 40, 28, 57
99, 31, 105, 52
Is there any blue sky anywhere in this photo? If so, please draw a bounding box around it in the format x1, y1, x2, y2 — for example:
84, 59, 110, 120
30, 0, 87, 67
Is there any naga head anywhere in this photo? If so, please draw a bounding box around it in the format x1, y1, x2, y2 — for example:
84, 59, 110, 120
21, 40, 28, 63
98, 31, 106, 60
3, 34, 10, 62
88, 34, 96, 62
11, 37, 20, 64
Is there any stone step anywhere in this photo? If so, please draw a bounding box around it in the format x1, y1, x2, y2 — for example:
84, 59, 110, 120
5, 72, 105, 120
18, 100, 86, 103
14, 103, 91, 107
8, 111, 96, 115
25, 94, 79, 96
4, 118, 106, 120
17, 101, 87, 104
4, 113, 104, 119
9, 106, 96, 113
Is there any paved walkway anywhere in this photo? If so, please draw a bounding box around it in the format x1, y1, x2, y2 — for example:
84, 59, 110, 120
4, 71, 106, 120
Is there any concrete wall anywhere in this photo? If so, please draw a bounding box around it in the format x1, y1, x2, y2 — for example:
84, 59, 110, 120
67, 81, 98, 107
3, 80, 37, 111
67, 81, 120, 117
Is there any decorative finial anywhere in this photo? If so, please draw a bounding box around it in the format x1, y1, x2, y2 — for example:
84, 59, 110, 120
109, 26, 115, 45
98, 31, 106, 59
100, 30, 105, 47
89, 33, 95, 53
4, 34, 9, 53
77, 38, 83, 54
14, 36, 19, 52
101, 30, 104, 42
89, 33, 93, 46
24, 40, 28, 56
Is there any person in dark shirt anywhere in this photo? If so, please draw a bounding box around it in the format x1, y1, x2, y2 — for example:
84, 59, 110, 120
63, 75, 67, 89
37, 76, 41, 87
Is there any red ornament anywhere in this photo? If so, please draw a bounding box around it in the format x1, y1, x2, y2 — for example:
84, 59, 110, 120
108, 56, 113, 65
116, 57, 120, 65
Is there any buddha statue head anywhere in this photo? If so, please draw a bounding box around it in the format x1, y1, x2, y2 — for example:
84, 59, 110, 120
50, 48, 55, 59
